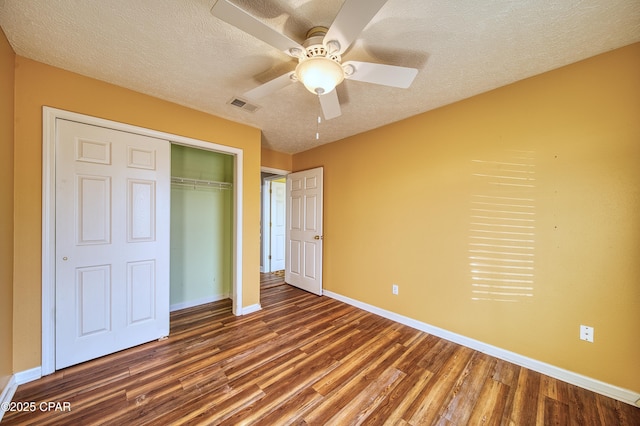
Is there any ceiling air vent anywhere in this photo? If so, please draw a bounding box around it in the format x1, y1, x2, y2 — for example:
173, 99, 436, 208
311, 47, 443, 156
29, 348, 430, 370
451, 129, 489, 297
228, 97, 259, 113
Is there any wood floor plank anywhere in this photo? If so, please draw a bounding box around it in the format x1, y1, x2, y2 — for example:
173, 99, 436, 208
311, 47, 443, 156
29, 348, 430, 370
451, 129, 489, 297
169, 384, 266, 426
301, 343, 405, 424
568, 385, 603, 426
438, 352, 496, 424
3, 274, 638, 425
508, 367, 542, 426
598, 393, 640, 426
368, 367, 434, 425
221, 346, 307, 392
225, 351, 340, 424
224, 327, 314, 381
250, 386, 324, 426
543, 396, 571, 426
406, 345, 475, 424
311, 326, 403, 397
374, 337, 438, 422
466, 378, 510, 426
322, 365, 406, 426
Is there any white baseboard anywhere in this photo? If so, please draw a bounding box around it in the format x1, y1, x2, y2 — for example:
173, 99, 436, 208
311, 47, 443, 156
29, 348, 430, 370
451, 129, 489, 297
15, 367, 42, 385
241, 303, 261, 315
170, 293, 229, 312
0, 375, 18, 422
324, 290, 640, 407
0, 367, 42, 423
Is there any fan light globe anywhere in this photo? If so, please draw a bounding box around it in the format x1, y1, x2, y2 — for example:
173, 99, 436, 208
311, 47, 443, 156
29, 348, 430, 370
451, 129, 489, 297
296, 57, 344, 95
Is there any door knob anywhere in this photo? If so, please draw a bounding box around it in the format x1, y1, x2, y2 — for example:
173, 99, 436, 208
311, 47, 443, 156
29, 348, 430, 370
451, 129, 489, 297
314, 235, 323, 240
62, 257, 68, 261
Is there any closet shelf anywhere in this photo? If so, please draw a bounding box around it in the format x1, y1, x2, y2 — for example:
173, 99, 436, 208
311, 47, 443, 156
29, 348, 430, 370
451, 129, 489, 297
171, 176, 233, 190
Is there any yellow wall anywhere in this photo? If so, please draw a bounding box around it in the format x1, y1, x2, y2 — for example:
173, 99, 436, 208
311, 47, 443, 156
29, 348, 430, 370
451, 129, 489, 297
261, 147, 292, 171
13, 57, 262, 371
293, 43, 640, 392
0, 28, 15, 389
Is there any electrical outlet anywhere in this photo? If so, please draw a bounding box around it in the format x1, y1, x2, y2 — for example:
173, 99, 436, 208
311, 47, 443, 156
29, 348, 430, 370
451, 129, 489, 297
392, 284, 399, 295
580, 325, 594, 343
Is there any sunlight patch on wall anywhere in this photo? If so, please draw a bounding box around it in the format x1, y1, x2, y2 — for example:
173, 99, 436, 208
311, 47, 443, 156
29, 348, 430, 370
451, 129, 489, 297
469, 151, 536, 302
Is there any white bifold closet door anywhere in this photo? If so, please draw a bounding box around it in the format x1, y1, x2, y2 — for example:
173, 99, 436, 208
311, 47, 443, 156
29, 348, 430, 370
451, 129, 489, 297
55, 119, 170, 370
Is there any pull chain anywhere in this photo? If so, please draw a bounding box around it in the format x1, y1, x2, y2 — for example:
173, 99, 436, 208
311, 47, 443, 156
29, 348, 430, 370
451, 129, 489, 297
316, 115, 321, 140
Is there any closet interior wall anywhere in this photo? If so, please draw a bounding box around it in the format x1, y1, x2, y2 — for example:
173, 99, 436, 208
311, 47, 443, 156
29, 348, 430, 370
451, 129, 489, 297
170, 144, 234, 311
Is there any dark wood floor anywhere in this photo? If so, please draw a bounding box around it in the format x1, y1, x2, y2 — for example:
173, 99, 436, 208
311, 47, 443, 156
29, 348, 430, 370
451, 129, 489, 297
3, 273, 639, 425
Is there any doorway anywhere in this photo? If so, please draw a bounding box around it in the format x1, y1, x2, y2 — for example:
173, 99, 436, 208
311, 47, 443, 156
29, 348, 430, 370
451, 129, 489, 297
42, 107, 244, 375
261, 173, 287, 274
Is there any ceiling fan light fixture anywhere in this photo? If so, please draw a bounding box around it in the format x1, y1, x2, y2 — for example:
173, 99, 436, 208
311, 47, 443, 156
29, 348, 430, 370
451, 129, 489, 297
296, 57, 345, 95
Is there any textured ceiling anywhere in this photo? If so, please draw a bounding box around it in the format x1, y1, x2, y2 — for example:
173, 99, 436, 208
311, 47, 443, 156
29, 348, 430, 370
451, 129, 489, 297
1, 0, 639, 154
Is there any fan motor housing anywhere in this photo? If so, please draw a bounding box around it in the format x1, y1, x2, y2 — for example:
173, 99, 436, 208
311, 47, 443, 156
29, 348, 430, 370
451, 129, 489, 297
302, 27, 341, 63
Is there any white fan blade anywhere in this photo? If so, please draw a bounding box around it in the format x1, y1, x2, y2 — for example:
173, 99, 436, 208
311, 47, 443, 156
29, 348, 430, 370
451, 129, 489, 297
319, 90, 341, 120
343, 61, 418, 89
324, 0, 388, 54
243, 71, 296, 100
211, 0, 304, 56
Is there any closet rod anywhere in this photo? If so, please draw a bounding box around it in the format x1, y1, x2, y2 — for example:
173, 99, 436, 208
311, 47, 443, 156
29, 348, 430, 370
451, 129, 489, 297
171, 176, 233, 190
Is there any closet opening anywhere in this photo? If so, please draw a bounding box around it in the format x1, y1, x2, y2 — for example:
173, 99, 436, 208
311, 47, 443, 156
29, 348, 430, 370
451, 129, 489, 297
170, 144, 234, 312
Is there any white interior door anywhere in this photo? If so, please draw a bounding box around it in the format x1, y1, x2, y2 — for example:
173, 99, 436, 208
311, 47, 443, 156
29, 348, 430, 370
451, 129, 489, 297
55, 119, 170, 369
285, 167, 323, 295
261, 179, 271, 272
270, 180, 286, 271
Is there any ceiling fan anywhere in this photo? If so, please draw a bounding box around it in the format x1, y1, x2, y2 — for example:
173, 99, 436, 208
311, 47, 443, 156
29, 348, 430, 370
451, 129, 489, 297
211, 0, 419, 120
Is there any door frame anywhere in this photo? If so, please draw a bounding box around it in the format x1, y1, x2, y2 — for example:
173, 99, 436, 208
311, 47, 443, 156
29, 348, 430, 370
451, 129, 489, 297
41, 107, 244, 375
260, 167, 289, 273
